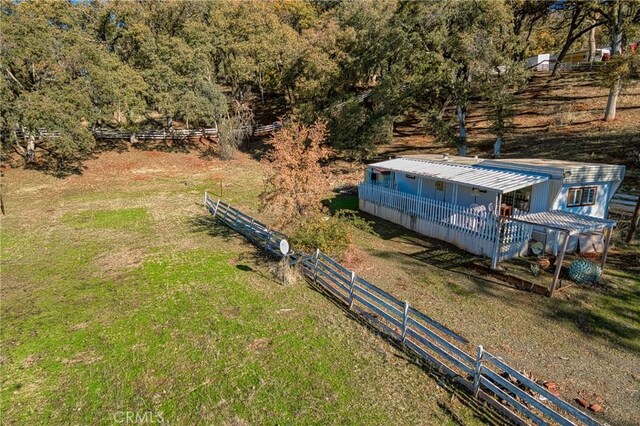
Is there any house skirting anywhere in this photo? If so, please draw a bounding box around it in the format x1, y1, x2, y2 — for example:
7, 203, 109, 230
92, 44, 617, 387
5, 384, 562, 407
360, 199, 497, 258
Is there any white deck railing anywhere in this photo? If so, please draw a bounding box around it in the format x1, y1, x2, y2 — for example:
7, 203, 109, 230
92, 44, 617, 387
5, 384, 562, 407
358, 183, 500, 241
358, 183, 533, 257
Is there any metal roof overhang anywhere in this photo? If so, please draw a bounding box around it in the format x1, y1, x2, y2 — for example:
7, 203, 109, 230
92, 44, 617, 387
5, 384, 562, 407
368, 158, 550, 193
511, 210, 616, 235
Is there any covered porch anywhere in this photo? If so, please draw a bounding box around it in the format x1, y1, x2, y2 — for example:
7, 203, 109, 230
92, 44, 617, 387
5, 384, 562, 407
366, 157, 551, 217
499, 210, 616, 296
359, 183, 532, 260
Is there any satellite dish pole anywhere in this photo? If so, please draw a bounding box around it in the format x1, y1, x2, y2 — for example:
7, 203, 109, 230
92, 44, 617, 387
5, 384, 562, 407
279, 239, 290, 286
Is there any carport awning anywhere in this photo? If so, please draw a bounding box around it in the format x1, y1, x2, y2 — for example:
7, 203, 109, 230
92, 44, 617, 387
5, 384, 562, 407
513, 210, 616, 235
368, 158, 550, 193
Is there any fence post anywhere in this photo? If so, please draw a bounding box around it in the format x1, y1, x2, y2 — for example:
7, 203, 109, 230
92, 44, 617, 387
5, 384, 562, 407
473, 345, 484, 398
213, 199, 220, 216
401, 301, 410, 344
313, 249, 320, 283
348, 271, 357, 309
234, 210, 240, 229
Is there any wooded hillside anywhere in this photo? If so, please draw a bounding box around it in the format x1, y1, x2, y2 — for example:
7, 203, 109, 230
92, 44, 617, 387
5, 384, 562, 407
1, 0, 639, 173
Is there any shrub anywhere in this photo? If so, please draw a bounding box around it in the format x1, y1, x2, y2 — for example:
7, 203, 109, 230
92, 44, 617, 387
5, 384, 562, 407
290, 210, 375, 259
218, 102, 254, 160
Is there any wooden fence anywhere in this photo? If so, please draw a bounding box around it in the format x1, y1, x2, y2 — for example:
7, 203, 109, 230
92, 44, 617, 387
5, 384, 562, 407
13, 121, 283, 142
203, 193, 601, 426
609, 193, 638, 216
527, 60, 605, 73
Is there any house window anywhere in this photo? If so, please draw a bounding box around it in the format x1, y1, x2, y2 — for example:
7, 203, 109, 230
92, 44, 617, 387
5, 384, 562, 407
370, 172, 377, 183
567, 186, 597, 207
435, 181, 444, 191
406, 174, 416, 179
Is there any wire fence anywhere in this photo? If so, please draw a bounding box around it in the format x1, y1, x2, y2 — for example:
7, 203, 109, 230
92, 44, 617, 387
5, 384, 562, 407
204, 193, 601, 426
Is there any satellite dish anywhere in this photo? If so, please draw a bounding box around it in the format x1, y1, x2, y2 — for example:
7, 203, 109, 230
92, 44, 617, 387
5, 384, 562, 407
279, 239, 290, 255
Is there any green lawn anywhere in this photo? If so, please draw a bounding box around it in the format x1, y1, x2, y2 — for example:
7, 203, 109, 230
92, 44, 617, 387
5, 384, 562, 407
0, 154, 481, 425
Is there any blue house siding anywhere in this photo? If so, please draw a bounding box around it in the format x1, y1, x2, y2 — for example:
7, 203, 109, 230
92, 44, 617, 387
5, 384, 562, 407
457, 185, 498, 209
395, 173, 420, 194
552, 182, 611, 219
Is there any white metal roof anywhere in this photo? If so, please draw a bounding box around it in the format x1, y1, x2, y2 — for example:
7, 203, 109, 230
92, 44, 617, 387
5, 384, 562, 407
399, 154, 626, 183
368, 158, 550, 193
513, 210, 616, 234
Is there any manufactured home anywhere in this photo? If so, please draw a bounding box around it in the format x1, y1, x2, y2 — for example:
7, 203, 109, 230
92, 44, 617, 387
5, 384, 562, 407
358, 154, 624, 268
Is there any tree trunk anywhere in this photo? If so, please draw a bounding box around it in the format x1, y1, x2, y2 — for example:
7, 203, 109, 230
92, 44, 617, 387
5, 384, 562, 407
604, 76, 621, 121
611, 1, 624, 55
493, 136, 502, 158
552, 37, 575, 76
457, 106, 467, 156
26, 134, 35, 163
587, 24, 596, 62
258, 67, 265, 104
604, 1, 624, 121
551, 11, 580, 77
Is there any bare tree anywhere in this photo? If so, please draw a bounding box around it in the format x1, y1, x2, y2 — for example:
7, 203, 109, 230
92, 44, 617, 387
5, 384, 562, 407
602, 0, 637, 121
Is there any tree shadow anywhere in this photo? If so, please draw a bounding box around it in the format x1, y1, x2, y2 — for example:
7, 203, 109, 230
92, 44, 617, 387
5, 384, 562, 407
542, 285, 640, 354
303, 279, 511, 426
187, 215, 237, 240
358, 213, 640, 353
322, 194, 359, 214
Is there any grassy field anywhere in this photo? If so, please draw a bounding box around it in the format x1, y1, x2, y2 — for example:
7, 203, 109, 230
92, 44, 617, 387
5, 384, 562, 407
1, 152, 490, 425
2, 72, 639, 425
335, 195, 640, 426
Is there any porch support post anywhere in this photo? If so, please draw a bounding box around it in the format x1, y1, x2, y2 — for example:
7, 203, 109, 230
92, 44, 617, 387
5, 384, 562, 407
491, 216, 503, 269
600, 226, 613, 270
549, 231, 570, 297
452, 184, 458, 205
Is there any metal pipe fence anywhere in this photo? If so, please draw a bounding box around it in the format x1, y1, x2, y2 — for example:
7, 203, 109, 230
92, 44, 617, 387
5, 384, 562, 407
204, 193, 601, 426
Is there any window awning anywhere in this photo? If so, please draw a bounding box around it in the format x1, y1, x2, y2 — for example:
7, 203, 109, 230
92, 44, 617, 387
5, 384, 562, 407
368, 158, 549, 193
511, 210, 616, 235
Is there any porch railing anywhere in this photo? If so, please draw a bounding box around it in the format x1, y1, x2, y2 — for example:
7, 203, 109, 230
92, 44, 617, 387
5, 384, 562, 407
358, 183, 500, 241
